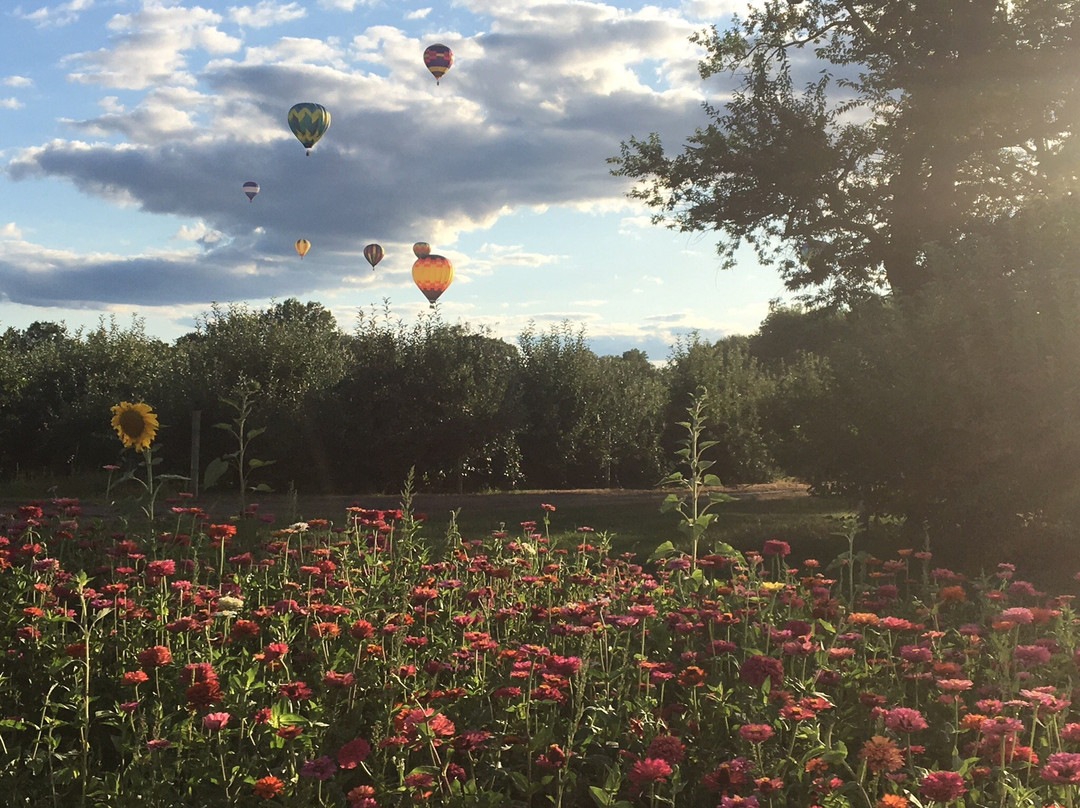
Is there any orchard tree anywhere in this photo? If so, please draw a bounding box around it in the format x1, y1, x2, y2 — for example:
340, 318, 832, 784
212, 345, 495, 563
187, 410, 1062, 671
611, 0, 1080, 302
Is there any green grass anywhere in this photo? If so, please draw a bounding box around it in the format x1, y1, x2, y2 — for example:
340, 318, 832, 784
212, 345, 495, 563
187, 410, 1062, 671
411, 493, 866, 563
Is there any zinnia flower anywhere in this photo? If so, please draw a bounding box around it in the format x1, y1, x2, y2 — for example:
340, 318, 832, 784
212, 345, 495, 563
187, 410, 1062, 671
919, 771, 967, 803
1041, 752, 1080, 784
859, 735, 904, 774
739, 724, 775, 744
253, 776, 285, 799
883, 707, 928, 733
628, 757, 673, 787
202, 712, 230, 731
111, 402, 159, 452
338, 737, 372, 769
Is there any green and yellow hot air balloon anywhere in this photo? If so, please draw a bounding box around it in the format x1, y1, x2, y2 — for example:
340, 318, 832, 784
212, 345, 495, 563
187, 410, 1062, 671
288, 103, 331, 156
412, 253, 454, 307
295, 238, 311, 259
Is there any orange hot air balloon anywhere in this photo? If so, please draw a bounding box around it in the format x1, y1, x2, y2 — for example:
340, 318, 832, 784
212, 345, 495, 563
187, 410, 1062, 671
295, 238, 311, 259
413, 241, 431, 258
363, 243, 384, 270
412, 254, 454, 307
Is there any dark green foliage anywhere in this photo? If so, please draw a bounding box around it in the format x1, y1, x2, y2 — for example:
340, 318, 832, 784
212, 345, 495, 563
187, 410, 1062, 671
611, 0, 1080, 301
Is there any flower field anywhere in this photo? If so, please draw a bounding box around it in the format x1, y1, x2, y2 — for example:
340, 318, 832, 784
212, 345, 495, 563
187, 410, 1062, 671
4, 494, 1080, 808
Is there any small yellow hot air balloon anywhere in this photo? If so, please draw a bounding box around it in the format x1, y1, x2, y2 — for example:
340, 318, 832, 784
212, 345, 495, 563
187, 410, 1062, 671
295, 238, 311, 259
412, 253, 454, 307
413, 241, 431, 258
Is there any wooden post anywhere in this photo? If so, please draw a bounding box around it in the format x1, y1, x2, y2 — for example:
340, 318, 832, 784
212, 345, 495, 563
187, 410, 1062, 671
190, 410, 201, 496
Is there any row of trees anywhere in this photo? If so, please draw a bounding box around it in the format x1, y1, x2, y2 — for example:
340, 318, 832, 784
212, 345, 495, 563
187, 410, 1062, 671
6, 197, 1080, 555
0, 300, 815, 496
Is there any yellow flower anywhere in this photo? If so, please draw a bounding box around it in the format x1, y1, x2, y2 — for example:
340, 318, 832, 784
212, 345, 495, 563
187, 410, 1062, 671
111, 402, 159, 451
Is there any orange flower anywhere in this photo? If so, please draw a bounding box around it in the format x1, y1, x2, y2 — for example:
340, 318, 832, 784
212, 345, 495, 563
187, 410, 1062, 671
939, 585, 967, 603
848, 612, 881, 626
877, 795, 909, 808
859, 735, 905, 774
253, 776, 284, 799
677, 666, 707, 687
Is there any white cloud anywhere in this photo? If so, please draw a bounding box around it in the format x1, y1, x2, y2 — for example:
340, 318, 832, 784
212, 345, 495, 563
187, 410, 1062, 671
174, 221, 224, 244
317, 0, 373, 10
0, 223, 24, 240
2, 76, 34, 88
404, 8, 432, 20
228, 1, 306, 29
64, 1, 241, 90
15, 0, 93, 28
0, 98, 25, 110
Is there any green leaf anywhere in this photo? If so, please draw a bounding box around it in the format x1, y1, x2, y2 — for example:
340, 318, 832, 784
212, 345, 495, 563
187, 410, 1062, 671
247, 426, 268, 440
203, 457, 229, 490
589, 786, 614, 807
247, 458, 277, 469
648, 540, 677, 561
702, 473, 724, 487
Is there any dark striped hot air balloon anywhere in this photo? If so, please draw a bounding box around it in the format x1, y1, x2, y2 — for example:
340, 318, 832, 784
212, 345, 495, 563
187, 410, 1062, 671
363, 243, 384, 270
412, 254, 454, 307
287, 103, 331, 155
242, 181, 260, 202
423, 44, 453, 85
295, 238, 311, 259
413, 241, 431, 258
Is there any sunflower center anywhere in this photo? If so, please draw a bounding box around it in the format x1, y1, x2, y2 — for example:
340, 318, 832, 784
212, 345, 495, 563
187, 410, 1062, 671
118, 409, 147, 439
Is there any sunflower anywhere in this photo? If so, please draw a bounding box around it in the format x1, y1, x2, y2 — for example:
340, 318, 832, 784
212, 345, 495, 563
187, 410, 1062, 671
111, 402, 159, 451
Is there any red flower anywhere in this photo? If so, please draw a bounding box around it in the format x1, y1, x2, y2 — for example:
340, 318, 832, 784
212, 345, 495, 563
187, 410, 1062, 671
137, 645, 172, 670
185, 680, 223, 708
739, 655, 784, 688
646, 734, 686, 765
337, 737, 371, 769
278, 681, 313, 701
628, 757, 673, 787
122, 670, 149, 686
347, 785, 377, 808
919, 771, 967, 803
253, 776, 284, 799
739, 724, 775, 744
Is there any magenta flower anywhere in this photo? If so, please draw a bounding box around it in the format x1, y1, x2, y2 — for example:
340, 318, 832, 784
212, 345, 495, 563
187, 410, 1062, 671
1041, 752, 1080, 784
628, 757, 673, 787
883, 707, 928, 733
919, 770, 967, 803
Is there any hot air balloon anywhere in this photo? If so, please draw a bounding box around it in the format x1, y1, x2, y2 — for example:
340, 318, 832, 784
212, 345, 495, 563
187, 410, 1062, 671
412, 254, 454, 307
413, 241, 431, 258
288, 103, 331, 156
242, 181, 260, 202
295, 238, 311, 259
364, 243, 384, 270
423, 44, 453, 85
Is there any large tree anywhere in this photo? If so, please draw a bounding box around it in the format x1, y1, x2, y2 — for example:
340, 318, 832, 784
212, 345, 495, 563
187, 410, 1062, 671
612, 0, 1080, 302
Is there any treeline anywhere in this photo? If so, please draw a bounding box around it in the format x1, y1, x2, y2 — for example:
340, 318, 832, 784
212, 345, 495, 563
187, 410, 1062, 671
0, 299, 819, 495
4, 199, 1080, 556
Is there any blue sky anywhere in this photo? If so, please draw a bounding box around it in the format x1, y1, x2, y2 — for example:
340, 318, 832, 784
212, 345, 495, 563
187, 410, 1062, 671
0, 0, 793, 359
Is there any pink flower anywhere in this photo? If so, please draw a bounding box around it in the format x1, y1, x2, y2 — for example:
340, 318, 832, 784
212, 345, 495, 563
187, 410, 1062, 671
883, 707, 928, 733
919, 771, 967, 803
628, 757, 673, 787
738, 724, 775, 744
202, 712, 230, 731
1041, 753, 1080, 784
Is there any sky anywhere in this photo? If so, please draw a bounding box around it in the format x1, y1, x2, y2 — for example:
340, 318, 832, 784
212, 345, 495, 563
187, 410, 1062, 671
0, 0, 795, 360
